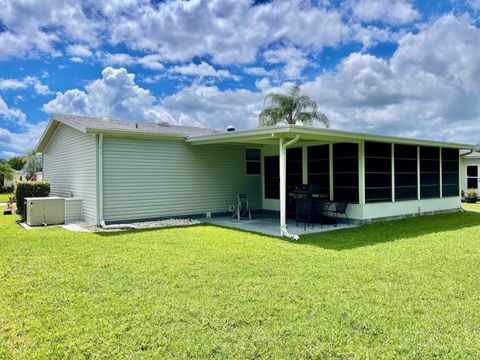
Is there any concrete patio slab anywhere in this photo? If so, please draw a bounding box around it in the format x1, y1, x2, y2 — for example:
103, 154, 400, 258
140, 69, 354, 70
203, 213, 356, 237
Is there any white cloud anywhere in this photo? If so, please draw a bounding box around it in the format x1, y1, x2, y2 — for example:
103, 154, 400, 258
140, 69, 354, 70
0, 0, 98, 59
0, 121, 47, 156
70, 56, 84, 63
0, 96, 26, 124
244, 67, 273, 76
169, 62, 237, 80
469, 0, 480, 10
349, 0, 420, 25
0, 76, 51, 96
263, 46, 309, 79
161, 84, 264, 129
301, 15, 480, 143
98, 52, 164, 70
0, 0, 352, 66
66, 44, 93, 57
105, 0, 350, 64
42, 67, 174, 123
0, 79, 26, 91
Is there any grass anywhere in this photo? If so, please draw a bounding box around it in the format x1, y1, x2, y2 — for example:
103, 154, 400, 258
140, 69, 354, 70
1, 211, 480, 358
463, 202, 480, 211
0, 192, 14, 203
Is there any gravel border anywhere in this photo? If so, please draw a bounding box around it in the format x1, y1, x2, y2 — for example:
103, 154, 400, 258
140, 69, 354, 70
65, 218, 201, 232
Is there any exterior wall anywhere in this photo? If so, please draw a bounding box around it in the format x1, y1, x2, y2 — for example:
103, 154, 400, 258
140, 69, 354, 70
42, 124, 97, 224
460, 155, 480, 194
102, 137, 262, 222
347, 197, 460, 221
65, 198, 82, 223
3, 170, 26, 188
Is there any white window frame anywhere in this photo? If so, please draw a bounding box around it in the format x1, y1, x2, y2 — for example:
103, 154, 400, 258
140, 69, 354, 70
245, 147, 261, 176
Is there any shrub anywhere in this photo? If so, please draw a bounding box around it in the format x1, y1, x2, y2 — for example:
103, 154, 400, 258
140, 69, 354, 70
15, 181, 51, 218
465, 188, 478, 199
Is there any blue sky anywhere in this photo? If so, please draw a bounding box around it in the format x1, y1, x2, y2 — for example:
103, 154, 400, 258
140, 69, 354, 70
0, 0, 479, 158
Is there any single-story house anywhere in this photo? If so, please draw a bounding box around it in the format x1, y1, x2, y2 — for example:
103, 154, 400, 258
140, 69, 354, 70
3, 170, 26, 189
2, 171, 43, 190
36, 114, 476, 237
461, 151, 480, 196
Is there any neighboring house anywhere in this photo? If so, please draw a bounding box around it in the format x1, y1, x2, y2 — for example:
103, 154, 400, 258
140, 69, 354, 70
3, 170, 27, 189
460, 151, 480, 195
36, 114, 476, 236
2, 171, 43, 189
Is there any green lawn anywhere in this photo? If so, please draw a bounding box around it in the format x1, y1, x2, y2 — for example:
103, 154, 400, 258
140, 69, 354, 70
1, 211, 480, 358
0, 192, 14, 203
463, 202, 480, 211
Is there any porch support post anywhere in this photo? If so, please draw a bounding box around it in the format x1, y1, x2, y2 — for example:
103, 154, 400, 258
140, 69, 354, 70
279, 134, 301, 240
279, 137, 287, 235
358, 140, 366, 205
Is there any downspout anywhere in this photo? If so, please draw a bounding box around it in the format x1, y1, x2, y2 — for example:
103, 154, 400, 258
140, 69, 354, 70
280, 134, 301, 240
98, 132, 104, 225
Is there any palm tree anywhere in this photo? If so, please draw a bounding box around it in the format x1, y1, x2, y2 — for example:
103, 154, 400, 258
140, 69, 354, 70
258, 85, 329, 127
0, 162, 14, 192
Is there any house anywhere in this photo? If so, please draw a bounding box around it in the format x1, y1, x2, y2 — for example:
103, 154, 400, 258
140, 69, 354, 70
3, 170, 27, 189
36, 114, 476, 237
461, 151, 480, 196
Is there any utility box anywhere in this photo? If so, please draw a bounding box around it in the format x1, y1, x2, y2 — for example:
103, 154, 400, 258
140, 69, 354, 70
25, 197, 65, 226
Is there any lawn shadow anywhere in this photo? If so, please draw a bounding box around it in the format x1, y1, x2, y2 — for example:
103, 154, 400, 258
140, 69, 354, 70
297, 211, 480, 251
89, 212, 480, 252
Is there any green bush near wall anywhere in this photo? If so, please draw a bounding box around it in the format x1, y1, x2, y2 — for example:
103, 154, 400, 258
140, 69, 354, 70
15, 181, 51, 218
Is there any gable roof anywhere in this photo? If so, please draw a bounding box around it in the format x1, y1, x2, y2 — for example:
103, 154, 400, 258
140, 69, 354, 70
36, 113, 477, 153
36, 114, 218, 152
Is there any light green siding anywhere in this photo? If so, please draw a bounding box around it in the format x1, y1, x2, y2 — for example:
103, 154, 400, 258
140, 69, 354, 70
42, 124, 97, 224
102, 137, 262, 222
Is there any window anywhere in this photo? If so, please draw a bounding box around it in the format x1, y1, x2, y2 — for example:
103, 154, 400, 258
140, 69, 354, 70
246, 148, 261, 175
442, 148, 459, 196
420, 146, 440, 199
365, 142, 391, 203
394, 144, 418, 201
264, 156, 279, 199
307, 145, 329, 196
333, 143, 359, 202
467, 165, 479, 189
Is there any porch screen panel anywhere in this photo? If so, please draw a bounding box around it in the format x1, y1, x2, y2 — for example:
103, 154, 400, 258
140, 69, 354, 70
365, 142, 392, 202
286, 147, 303, 216
333, 143, 359, 202
394, 144, 418, 200
286, 147, 303, 193
307, 145, 329, 196
420, 146, 440, 198
264, 156, 279, 199
442, 148, 459, 197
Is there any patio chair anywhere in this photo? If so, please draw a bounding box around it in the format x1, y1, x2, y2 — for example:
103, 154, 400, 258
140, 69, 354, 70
295, 196, 313, 230
326, 200, 349, 227
233, 193, 251, 221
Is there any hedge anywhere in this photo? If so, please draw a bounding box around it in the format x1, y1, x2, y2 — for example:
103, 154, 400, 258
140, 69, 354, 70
15, 181, 51, 218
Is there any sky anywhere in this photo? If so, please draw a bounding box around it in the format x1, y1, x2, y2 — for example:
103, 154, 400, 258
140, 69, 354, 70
0, 0, 479, 158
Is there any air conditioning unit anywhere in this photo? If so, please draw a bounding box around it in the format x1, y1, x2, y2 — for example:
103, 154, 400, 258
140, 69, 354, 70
25, 197, 65, 226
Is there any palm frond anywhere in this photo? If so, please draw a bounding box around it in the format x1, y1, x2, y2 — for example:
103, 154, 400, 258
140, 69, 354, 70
258, 84, 330, 128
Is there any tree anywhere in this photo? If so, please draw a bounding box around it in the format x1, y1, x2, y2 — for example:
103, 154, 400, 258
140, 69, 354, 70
23, 152, 42, 180
8, 156, 28, 170
0, 162, 14, 192
258, 85, 329, 127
